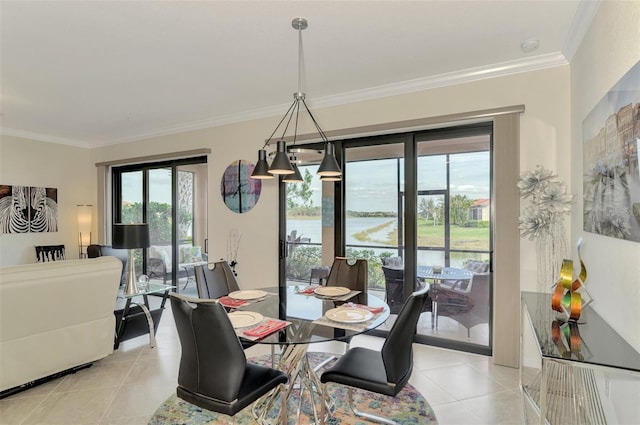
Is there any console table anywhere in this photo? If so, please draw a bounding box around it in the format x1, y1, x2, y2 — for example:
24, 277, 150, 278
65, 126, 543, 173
521, 292, 640, 425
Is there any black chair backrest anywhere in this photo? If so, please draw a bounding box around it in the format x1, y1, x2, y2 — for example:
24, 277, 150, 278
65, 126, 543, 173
381, 287, 428, 384
35, 245, 65, 262
325, 257, 368, 292
382, 265, 405, 314
382, 256, 403, 268
86, 244, 101, 258
170, 293, 246, 402
194, 261, 239, 299
381, 266, 403, 284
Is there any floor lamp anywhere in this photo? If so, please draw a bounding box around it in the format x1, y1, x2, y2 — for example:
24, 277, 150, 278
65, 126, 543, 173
77, 204, 93, 258
112, 223, 150, 296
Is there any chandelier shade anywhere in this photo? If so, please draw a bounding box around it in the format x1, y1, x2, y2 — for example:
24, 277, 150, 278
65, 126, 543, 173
250, 17, 342, 182
269, 140, 295, 175
251, 149, 274, 179
317, 142, 341, 176
283, 159, 304, 183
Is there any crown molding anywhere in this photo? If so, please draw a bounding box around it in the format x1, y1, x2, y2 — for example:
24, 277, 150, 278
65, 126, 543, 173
4, 52, 569, 147
307, 52, 569, 110
110, 52, 567, 145
562, 0, 601, 61
0, 127, 92, 148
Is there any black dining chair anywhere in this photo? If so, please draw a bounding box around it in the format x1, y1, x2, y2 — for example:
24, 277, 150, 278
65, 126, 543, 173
325, 257, 368, 292
319, 287, 429, 425
170, 293, 288, 423
194, 261, 240, 299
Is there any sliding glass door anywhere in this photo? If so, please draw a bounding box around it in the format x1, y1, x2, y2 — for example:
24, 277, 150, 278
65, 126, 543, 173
284, 164, 326, 286
113, 157, 207, 295
415, 129, 492, 352
340, 125, 492, 354
278, 123, 493, 354
343, 140, 406, 301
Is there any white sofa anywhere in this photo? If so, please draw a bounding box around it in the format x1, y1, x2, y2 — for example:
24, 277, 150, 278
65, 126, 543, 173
0, 257, 121, 393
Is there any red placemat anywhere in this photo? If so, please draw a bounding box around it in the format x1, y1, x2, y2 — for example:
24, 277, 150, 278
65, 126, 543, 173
218, 296, 248, 308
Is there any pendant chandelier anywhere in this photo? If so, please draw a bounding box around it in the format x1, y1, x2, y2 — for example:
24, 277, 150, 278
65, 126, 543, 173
251, 18, 342, 181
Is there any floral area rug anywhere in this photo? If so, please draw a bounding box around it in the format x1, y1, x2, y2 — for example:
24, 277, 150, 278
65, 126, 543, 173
149, 352, 438, 425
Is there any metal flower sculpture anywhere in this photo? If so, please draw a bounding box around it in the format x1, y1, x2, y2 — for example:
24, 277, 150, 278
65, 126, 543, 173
518, 165, 574, 291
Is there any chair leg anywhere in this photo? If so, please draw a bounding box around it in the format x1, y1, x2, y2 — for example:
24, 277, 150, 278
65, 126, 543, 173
347, 387, 400, 425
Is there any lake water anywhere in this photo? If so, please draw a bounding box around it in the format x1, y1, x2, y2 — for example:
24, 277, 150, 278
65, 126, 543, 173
288, 217, 397, 246
287, 216, 488, 268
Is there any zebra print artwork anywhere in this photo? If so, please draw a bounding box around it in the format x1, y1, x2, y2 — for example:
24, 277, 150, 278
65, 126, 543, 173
0, 185, 58, 234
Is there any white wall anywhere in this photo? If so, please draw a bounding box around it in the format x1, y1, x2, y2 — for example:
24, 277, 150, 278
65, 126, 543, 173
570, 0, 640, 352
89, 66, 571, 295
0, 135, 95, 266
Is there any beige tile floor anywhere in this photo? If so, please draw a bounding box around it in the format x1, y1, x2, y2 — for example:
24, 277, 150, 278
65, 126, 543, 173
0, 303, 525, 425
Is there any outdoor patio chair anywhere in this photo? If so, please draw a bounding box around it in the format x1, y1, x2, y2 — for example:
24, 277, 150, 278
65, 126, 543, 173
435, 272, 490, 337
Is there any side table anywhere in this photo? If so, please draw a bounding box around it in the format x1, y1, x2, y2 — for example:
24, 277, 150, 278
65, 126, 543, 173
114, 283, 174, 349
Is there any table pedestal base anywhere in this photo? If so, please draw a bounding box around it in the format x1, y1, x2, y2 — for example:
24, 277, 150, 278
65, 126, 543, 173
252, 345, 335, 425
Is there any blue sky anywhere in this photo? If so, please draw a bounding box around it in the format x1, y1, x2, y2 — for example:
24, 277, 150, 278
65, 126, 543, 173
304, 151, 490, 212
123, 151, 490, 213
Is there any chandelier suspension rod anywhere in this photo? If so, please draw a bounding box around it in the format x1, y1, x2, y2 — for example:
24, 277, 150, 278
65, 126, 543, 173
297, 21, 303, 95
302, 98, 329, 142
279, 98, 298, 142
262, 98, 297, 149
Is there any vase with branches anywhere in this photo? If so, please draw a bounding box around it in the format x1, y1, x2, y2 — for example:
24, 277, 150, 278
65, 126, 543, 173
226, 229, 242, 276
518, 165, 574, 292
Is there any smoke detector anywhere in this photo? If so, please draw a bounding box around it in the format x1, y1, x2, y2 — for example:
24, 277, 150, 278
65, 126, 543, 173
521, 38, 540, 53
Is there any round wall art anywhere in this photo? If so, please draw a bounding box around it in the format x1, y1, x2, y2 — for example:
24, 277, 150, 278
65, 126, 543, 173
220, 160, 262, 213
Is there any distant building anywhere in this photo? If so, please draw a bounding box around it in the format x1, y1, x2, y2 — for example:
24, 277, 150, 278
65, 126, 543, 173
470, 198, 490, 221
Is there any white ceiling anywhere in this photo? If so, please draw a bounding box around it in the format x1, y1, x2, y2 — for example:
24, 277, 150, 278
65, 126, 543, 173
0, 1, 597, 148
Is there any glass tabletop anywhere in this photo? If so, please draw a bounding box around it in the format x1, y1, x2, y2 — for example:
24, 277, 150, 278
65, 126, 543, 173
417, 266, 473, 281
118, 283, 175, 299
522, 291, 640, 372
232, 285, 390, 346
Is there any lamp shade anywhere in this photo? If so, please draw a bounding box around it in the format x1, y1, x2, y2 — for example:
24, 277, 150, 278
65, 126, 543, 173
317, 142, 341, 176
251, 149, 274, 179
112, 224, 150, 249
269, 140, 295, 175
77, 204, 93, 247
283, 161, 304, 183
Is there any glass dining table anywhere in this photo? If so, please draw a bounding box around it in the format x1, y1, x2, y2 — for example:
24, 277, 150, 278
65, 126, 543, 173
226, 285, 390, 424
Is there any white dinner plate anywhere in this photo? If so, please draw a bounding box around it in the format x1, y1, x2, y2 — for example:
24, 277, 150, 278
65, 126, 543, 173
325, 307, 373, 323
314, 286, 350, 297
228, 311, 264, 328
228, 290, 268, 300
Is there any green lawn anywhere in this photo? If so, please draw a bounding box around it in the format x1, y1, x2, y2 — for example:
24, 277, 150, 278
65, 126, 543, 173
389, 219, 490, 250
